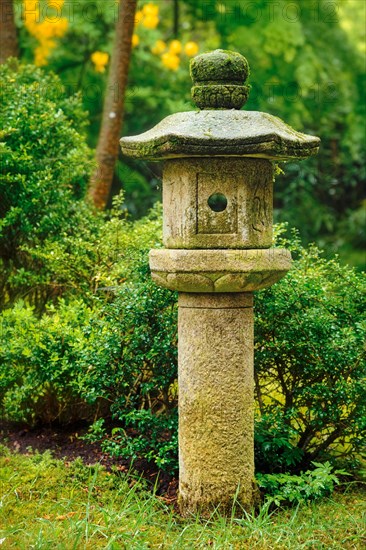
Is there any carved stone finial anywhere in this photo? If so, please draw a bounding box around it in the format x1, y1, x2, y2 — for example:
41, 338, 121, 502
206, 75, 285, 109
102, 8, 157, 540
190, 49, 250, 110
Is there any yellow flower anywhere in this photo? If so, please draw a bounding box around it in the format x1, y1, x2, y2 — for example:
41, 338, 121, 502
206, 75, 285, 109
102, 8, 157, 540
54, 18, 68, 37
47, 0, 65, 7
24, 0, 40, 28
132, 34, 139, 48
142, 3, 159, 17
23, 0, 68, 65
91, 51, 109, 73
151, 39, 166, 55
142, 15, 159, 29
161, 53, 180, 71
24, 0, 39, 11
169, 40, 182, 54
135, 10, 143, 25
34, 42, 53, 66
24, 17, 38, 33
30, 18, 67, 41
34, 48, 47, 66
37, 21, 54, 38
184, 41, 199, 57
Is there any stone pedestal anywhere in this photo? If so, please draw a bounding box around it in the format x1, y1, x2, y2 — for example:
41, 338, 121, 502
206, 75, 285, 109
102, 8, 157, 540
178, 293, 254, 515
120, 48, 320, 517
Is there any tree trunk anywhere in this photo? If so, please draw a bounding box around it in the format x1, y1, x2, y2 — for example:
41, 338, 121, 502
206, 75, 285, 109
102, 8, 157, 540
0, 0, 19, 63
173, 0, 179, 37
88, 0, 137, 209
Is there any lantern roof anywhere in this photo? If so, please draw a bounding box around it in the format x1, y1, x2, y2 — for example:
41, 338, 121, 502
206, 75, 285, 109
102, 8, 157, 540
120, 50, 320, 161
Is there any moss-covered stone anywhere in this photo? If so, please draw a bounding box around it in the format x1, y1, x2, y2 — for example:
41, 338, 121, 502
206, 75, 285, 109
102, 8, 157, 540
189, 50, 250, 110
120, 110, 320, 161
190, 50, 249, 85
178, 292, 255, 516
162, 158, 274, 250
121, 48, 320, 158
191, 84, 250, 110
119, 47, 320, 520
149, 248, 292, 292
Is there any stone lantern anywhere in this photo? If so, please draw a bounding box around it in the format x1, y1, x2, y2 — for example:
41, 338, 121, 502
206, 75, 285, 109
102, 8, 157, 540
120, 50, 320, 516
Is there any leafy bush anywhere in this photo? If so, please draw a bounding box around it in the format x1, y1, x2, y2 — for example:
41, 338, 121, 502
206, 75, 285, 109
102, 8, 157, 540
0, 60, 95, 309
0, 202, 167, 426
257, 462, 347, 506
0, 299, 92, 424
254, 227, 366, 473
0, 57, 166, 312
78, 277, 178, 472
17, 195, 164, 309
88, 411, 178, 473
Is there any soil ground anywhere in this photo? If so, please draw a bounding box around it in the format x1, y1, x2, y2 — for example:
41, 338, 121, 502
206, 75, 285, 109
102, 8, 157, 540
0, 421, 178, 503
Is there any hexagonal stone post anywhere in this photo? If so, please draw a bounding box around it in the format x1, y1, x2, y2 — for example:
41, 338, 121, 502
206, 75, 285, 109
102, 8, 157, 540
120, 50, 320, 516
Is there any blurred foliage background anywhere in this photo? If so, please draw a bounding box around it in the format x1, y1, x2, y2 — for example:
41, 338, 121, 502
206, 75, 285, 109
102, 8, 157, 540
10, 0, 366, 268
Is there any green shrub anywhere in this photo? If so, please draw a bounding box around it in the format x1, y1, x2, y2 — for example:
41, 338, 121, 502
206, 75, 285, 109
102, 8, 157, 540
17, 195, 164, 309
88, 411, 178, 473
79, 277, 178, 472
0, 299, 92, 424
0, 60, 95, 309
0, 203, 167, 426
79, 279, 177, 409
257, 461, 347, 506
0, 56, 166, 312
254, 227, 366, 473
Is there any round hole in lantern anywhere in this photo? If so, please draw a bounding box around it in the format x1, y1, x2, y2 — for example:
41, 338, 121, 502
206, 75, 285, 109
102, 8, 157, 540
208, 193, 228, 212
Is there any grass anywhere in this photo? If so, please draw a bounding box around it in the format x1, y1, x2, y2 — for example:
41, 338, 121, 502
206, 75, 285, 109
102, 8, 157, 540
0, 446, 365, 549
